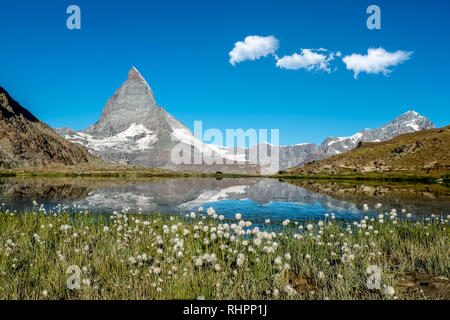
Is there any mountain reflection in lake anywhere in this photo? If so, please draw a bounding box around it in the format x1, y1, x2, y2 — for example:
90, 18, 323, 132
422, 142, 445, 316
0, 177, 448, 222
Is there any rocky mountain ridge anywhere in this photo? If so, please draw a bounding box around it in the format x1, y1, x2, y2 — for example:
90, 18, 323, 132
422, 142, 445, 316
0, 86, 102, 169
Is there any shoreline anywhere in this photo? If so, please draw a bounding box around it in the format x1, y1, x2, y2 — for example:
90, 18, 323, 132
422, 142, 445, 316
1, 169, 448, 184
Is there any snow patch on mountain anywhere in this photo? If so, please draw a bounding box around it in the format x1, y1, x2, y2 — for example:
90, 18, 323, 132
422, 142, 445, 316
327, 132, 363, 147
64, 123, 158, 152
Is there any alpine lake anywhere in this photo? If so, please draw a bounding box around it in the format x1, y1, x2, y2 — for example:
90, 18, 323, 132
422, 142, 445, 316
1, 177, 448, 221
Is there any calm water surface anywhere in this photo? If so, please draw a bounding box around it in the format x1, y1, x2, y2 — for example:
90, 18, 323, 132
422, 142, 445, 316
0, 177, 449, 222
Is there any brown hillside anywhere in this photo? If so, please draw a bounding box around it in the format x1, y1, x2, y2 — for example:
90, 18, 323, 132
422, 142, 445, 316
0, 86, 103, 169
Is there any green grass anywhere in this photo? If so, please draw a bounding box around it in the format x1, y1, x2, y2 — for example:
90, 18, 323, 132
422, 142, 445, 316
0, 206, 448, 300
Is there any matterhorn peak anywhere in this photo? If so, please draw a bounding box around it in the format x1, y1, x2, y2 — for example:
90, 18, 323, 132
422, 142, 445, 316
128, 67, 146, 82
126, 67, 154, 98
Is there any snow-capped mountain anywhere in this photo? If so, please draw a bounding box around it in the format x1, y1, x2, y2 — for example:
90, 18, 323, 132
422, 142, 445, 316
55, 68, 258, 173
246, 110, 434, 171
318, 110, 434, 158
55, 68, 434, 174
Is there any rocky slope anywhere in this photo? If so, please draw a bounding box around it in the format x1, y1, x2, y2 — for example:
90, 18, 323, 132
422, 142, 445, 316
287, 126, 450, 175
0, 86, 102, 169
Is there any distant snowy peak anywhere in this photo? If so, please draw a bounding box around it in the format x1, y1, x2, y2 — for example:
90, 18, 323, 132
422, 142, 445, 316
318, 110, 434, 156
258, 110, 434, 170
386, 110, 433, 131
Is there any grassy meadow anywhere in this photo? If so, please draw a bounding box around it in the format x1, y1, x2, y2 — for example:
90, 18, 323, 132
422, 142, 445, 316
0, 204, 448, 300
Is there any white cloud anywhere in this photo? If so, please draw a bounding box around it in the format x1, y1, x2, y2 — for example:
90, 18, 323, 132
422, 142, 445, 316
342, 47, 412, 78
229, 35, 279, 66
276, 49, 335, 72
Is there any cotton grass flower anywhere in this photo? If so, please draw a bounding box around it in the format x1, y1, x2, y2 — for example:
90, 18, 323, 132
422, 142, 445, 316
274, 256, 282, 265
236, 253, 245, 267
382, 286, 395, 297
82, 278, 91, 286
273, 288, 279, 297
284, 284, 296, 295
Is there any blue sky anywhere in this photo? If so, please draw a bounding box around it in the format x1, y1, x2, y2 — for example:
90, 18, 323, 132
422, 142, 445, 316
1, 0, 449, 145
